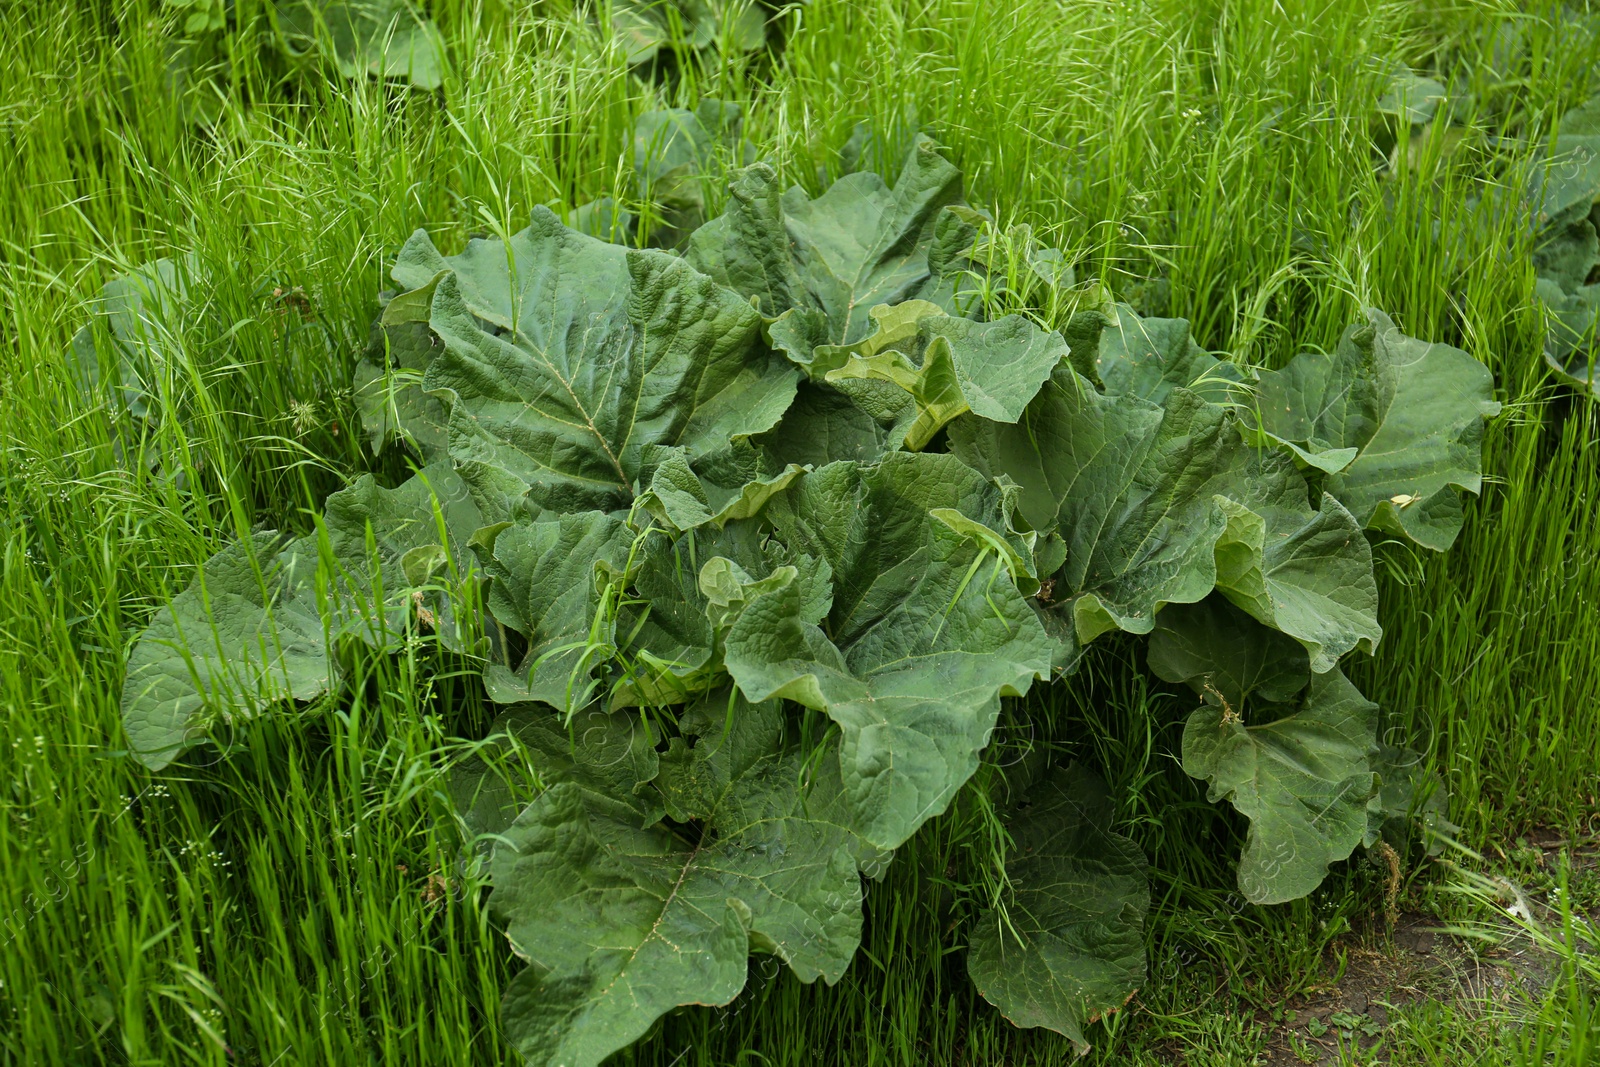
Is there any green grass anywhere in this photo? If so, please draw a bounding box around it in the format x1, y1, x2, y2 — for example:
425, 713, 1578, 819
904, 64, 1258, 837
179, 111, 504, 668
2, 0, 1598, 1063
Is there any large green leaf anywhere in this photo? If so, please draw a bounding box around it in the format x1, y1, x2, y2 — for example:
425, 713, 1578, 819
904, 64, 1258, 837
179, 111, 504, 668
567, 197, 635, 246
121, 532, 326, 770
449, 703, 662, 848
607, 0, 767, 66
1536, 277, 1600, 399
753, 380, 902, 467
967, 764, 1149, 1056
608, 521, 835, 708
720, 453, 1054, 850
276, 0, 447, 90
683, 162, 805, 318
820, 300, 1069, 450
951, 375, 1239, 649
122, 464, 481, 768
1251, 309, 1500, 550
610, 538, 725, 708
637, 441, 807, 532
1530, 97, 1600, 230
395, 209, 797, 516
478, 511, 636, 710
1148, 597, 1310, 713
353, 316, 448, 460
68, 256, 205, 422
1073, 303, 1247, 407
1365, 743, 1451, 856
951, 360, 1380, 669
1528, 95, 1600, 400
1211, 491, 1381, 673
491, 691, 863, 1067
1182, 667, 1379, 904
1532, 215, 1599, 293
634, 101, 753, 249
685, 140, 966, 360
1376, 66, 1447, 127
949, 374, 1250, 644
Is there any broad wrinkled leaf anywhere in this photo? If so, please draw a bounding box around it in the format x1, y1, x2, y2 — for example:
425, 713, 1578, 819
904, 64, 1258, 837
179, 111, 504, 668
771, 449, 1039, 600
121, 533, 324, 770
568, 198, 635, 246
450, 703, 661, 848
721, 454, 1054, 850
1365, 743, 1451, 856
607, 0, 766, 66
685, 162, 806, 318
68, 256, 205, 421
1073, 303, 1247, 407
609, 522, 832, 707
1530, 97, 1600, 228
697, 557, 802, 632
1251, 309, 1500, 550
1182, 668, 1379, 904
1212, 492, 1381, 673
1537, 277, 1600, 399
1520, 84, 1600, 392
967, 764, 1148, 1055
611, 538, 724, 708
492, 692, 863, 1067
754, 380, 901, 467
686, 140, 966, 361
821, 301, 1068, 450
1521, 91, 1600, 400
1148, 597, 1310, 713
276, 0, 447, 90
951, 373, 1280, 648
478, 512, 635, 710
353, 317, 447, 459
949, 333, 1382, 672
634, 101, 753, 249
396, 209, 796, 516
804, 300, 935, 382
122, 464, 480, 768
1558, 95, 1600, 138
637, 441, 806, 531
1530, 95, 1600, 385
1532, 216, 1599, 293
1376, 66, 1446, 127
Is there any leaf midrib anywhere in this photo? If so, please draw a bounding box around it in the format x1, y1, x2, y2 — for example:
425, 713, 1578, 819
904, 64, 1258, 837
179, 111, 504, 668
511, 328, 631, 493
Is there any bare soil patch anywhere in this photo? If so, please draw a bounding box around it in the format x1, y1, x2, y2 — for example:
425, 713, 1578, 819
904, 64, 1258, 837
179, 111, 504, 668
1259, 834, 1599, 1066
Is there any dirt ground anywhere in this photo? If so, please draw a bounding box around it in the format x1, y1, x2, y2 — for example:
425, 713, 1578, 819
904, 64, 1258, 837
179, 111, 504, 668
1258, 833, 1598, 1067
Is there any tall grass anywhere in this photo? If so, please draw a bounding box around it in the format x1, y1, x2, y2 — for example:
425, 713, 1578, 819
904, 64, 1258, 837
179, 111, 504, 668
1, 0, 1596, 1063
